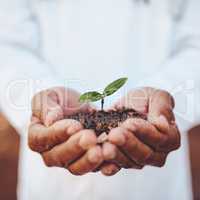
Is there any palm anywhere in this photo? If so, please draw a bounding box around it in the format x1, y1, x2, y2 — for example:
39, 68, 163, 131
112, 88, 150, 114
31, 87, 91, 126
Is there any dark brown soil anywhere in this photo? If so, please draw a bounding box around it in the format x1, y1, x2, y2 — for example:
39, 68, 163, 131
68, 108, 147, 136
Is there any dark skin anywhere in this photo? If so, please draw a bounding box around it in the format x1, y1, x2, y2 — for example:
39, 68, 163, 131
100, 87, 180, 175
28, 87, 180, 176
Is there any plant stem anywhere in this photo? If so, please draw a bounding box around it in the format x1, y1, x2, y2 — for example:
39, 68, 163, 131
101, 98, 104, 110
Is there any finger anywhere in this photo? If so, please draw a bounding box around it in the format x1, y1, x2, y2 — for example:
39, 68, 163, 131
79, 130, 98, 149
68, 146, 103, 175
148, 114, 180, 152
116, 148, 144, 169
146, 152, 168, 167
108, 127, 126, 146
148, 89, 175, 123
92, 143, 117, 172
28, 119, 83, 152
102, 141, 143, 169
102, 142, 117, 160
121, 118, 167, 151
45, 105, 64, 127
32, 89, 64, 127
150, 115, 170, 134
132, 117, 180, 152
108, 127, 153, 165
125, 118, 180, 152
159, 123, 181, 152
100, 162, 121, 176
97, 132, 108, 144
109, 127, 167, 168
42, 130, 97, 167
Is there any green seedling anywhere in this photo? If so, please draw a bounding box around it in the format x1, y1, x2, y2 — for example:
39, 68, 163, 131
79, 77, 128, 110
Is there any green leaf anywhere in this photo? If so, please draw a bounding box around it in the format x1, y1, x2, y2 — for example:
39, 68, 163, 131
103, 77, 128, 97
79, 91, 103, 103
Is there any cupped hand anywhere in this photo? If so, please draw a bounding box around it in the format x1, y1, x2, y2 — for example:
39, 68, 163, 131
101, 87, 181, 175
28, 87, 103, 175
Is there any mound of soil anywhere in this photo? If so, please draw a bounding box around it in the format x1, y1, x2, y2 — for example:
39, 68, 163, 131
68, 108, 147, 136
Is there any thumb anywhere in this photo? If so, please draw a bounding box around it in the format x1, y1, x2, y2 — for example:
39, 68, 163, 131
32, 90, 64, 127
148, 90, 175, 131
44, 105, 64, 127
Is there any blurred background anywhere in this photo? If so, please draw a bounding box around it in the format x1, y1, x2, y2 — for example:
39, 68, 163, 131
0, 113, 199, 200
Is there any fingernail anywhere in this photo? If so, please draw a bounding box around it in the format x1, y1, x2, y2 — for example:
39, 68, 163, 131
108, 128, 126, 146
44, 112, 53, 127
97, 132, 108, 144
79, 131, 97, 150
67, 122, 82, 135
103, 143, 117, 160
45, 108, 63, 127
88, 147, 102, 163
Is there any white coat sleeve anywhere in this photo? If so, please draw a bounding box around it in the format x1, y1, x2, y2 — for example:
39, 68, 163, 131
137, 0, 200, 132
0, 0, 60, 133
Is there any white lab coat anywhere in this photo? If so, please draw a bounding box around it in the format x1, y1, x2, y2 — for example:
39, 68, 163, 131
0, 0, 200, 199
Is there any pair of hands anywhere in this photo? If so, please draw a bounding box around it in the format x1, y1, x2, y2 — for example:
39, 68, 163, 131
28, 87, 180, 176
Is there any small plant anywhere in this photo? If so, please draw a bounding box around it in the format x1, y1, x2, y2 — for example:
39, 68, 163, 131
79, 77, 128, 110
70, 77, 145, 136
